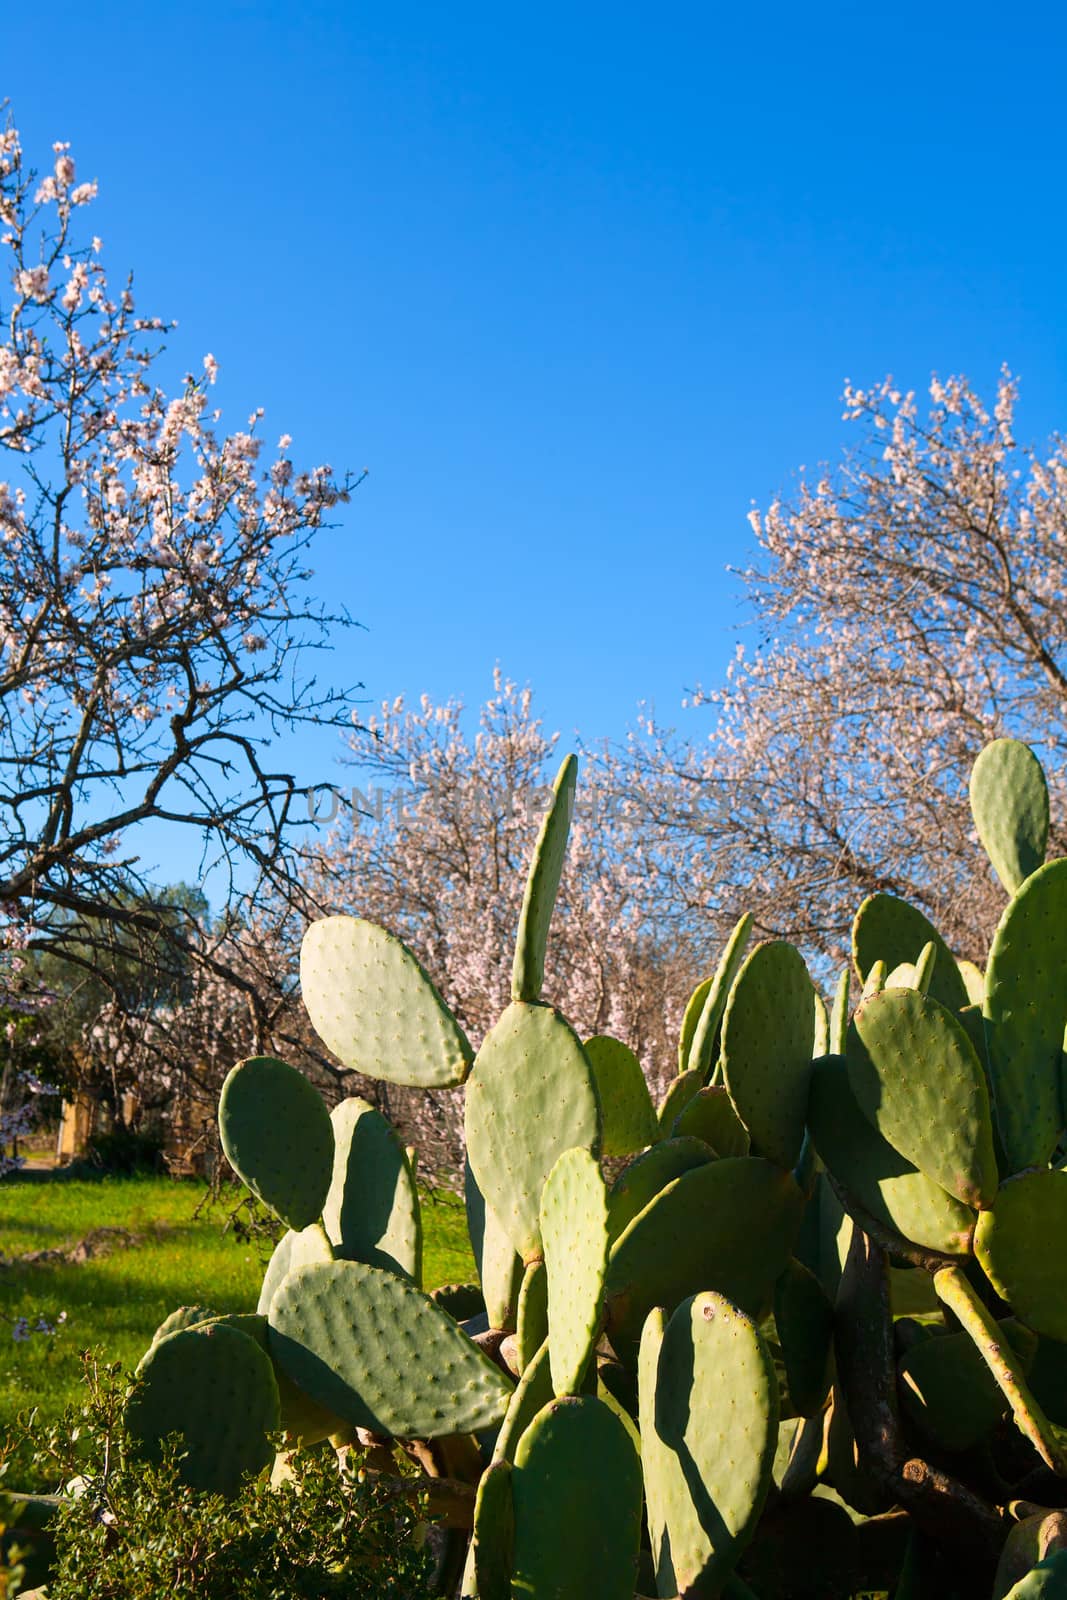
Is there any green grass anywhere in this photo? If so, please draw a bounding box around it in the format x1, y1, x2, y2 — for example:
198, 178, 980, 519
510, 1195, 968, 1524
0, 1171, 475, 1483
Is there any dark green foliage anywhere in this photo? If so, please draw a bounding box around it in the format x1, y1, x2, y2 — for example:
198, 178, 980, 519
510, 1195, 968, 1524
2, 1359, 437, 1600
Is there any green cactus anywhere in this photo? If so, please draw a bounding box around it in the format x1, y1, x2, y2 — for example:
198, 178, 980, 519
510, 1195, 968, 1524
583, 1034, 658, 1156
218, 1055, 334, 1231
511, 752, 577, 1002
721, 939, 816, 1170
322, 1095, 422, 1282
540, 1146, 609, 1397
510, 1395, 643, 1600
300, 914, 473, 1087
846, 986, 998, 1209
640, 1292, 778, 1596
970, 736, 1050, 897
126, 1322, 280, 1496
983, 859, 1067, 1173
852, 893, 968, 1011
125, 741, 1067, 1595
686, 911, 755, 1080
464, 1000, 600, 1263
268, 1258, 514, 1437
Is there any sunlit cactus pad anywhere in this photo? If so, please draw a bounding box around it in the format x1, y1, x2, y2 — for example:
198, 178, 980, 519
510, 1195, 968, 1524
300, 913, 473, 1087
268, 1258, 514, 1437
510, 1395, 643, 1600
464, 999, 600, 1262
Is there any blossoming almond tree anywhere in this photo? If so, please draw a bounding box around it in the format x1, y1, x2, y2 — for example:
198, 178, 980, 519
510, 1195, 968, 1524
631, 371, 1067, 968
0, 117, 362, 1008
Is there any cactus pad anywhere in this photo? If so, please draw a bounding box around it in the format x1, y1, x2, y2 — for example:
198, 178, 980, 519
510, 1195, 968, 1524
146, 1304, 218, 1350
852, 893, 967, 1012
583, 1035, 657, 1156
464, 1000, 600, 1262
847, 987, 998, 1210
461, 1457, 514, 1600
773, 1257, 834, 1417
510, 1395, 642, 1600
657, 1068, 704, 1134
540, 1147, 610, 1396
322, 1096, 422, 1282
300, 914, 473, 1088
606, 1134, 715, 1241
639, 1292, 778, 1598
970, 737, 1049, 896
269, 1259, 513, 1438
899, 1319, 1035, 1452
975, 1171, 1067, 1340
687, 912, 755, 1079
721, 939, 815, 1170
1001, 1550, 1067, 1597
465, 1157, 524, 1331
807, 1055, 976, 1259
983, 859, 1067, 1173
218, 1056, 333, 1231
516, 1259, 549, 1374
679, 975, 714, 1074
672, 1083, 751, 1156
125, 1322, 280, 1496
604, 1156, 803, 1365
492, 1339, 553, 1465
511, 753, 577, 1002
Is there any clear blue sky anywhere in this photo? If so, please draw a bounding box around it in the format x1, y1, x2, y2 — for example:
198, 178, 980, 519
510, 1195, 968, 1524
6, 2, 1066, 880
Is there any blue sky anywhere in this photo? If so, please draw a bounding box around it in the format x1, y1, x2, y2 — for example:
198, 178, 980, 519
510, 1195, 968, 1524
5, 2, 1065, 882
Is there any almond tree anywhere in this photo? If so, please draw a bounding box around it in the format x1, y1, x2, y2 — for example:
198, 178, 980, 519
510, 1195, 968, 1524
0, 117, 361, 1010
632, 371, 1067, 969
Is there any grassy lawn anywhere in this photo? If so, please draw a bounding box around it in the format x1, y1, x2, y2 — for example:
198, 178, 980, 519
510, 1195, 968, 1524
0, 1171, 475, 1485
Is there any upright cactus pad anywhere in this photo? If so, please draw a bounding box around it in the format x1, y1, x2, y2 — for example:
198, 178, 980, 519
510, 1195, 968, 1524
970, 737, 1049, 896
983, 858, 1067, 1173
510, 1395, 643, 1600
656, 1068, 703, 1134
540, 1147, 610, 1396
492, 1339, 553, 1466
846, 987, 998, 1210
583, 1035, 658, 1156
687, 912, 755, 1079
679, 975, 714, 1075
322, 1096, 422, 1282
773, 1257, 834, 1418
268, 1259, 513, 1437
604, 1156, 804, 1365
511, 753, 577, 1002
464, 1000, 600, 1262
460, 1457, 513, 1600
464, 1157, 524, 1331
852, 893, 968, 1012
515, 1258, 549, 1374
807, 1055, 976, 1258
640, 1293, 778, 1598
125, 1322, 280, 1496
975, 1171, 1067, 1340
721, 939, 816, 1170
300, 914, 473, 1088
672, 1084, 750, 1156
218, 1056, 334, 1231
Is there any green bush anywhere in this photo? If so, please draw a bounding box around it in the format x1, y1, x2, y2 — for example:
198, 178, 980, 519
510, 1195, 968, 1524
1, 1358, 440, 1600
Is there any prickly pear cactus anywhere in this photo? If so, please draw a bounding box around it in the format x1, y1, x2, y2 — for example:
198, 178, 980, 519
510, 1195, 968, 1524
121, 743, 1067, 1600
